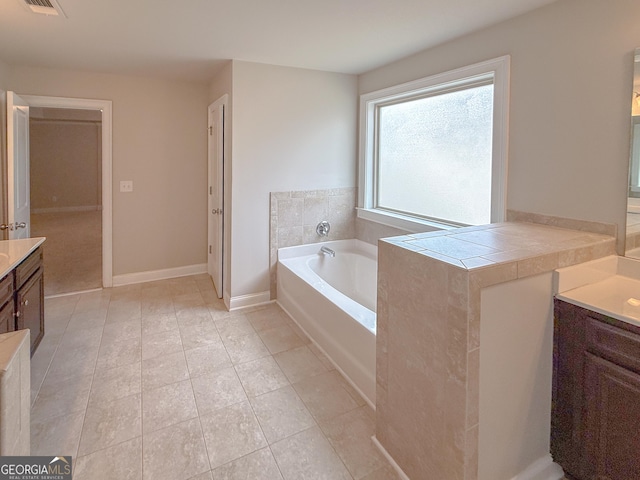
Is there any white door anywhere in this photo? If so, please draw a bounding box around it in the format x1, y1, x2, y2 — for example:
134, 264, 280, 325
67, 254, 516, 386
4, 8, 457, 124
6, 92, 30, 239
208, 96, 226, 298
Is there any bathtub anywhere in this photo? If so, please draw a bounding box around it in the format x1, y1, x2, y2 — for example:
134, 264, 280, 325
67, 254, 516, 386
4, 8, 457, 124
277, 239, 376, 406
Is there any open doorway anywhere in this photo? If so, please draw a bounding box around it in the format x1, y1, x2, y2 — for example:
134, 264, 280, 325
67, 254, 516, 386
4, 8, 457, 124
21, 94, 113, 295
30, 107, 102, 296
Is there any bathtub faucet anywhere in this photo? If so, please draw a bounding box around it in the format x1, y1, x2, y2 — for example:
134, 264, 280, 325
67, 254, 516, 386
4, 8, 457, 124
320, 246, 336, 257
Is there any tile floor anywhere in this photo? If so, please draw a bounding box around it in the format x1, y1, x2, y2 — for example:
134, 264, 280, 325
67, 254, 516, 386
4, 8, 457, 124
30, 274, 399, 480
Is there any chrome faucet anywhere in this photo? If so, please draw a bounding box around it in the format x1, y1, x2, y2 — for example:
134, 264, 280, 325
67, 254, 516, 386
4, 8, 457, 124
320, 246, 335, 257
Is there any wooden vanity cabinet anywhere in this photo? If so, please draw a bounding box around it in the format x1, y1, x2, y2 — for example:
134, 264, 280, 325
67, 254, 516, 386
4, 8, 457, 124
15, 247, 44, 355
552, 299, 640, 480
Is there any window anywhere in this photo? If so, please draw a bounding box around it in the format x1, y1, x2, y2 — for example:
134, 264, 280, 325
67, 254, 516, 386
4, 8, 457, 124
358, 56, 510, 230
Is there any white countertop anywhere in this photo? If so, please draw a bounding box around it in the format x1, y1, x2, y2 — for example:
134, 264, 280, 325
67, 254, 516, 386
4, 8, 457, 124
0, 237, 46, 280
555, 255, 640, 327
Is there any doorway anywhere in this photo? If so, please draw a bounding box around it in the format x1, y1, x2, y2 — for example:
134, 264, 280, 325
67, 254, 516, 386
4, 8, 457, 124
21, 95, 113, 294
30, 107, 102, 295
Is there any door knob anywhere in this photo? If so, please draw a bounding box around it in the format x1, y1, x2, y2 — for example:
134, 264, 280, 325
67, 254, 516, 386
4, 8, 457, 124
0, 224, 10, 230
15, 222, 26, 229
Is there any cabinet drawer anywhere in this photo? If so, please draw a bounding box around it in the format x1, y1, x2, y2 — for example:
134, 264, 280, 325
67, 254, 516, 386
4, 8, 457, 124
586, 317, 640, 373
0, 273, 13, 308
15, 248, 42, 288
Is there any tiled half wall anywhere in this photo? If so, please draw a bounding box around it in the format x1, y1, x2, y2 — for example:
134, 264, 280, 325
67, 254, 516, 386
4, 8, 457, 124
269, 187, 356, 300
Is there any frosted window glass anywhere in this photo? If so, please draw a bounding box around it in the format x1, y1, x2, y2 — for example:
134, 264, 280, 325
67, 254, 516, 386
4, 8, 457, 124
377, 84, 494, 225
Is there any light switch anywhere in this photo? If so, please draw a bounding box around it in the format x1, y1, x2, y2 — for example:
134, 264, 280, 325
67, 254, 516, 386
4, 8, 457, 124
120, 180, 133, 193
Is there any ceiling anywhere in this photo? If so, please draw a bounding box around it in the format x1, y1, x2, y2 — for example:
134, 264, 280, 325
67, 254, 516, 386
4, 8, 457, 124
0, 0, 557, 83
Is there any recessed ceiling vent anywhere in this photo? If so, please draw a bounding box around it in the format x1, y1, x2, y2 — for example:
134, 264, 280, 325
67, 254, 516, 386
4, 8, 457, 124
21, 0, 66, 17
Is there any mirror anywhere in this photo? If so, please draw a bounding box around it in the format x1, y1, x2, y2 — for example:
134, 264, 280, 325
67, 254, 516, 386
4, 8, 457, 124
627, 48, 640, 258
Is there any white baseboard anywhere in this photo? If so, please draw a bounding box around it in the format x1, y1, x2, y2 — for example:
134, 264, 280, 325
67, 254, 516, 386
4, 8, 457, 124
32, 205, 102, 214
371, 436, 410, 480
227, 291, 272, 311
511, 455, 564, 480
112, 263, 207, 287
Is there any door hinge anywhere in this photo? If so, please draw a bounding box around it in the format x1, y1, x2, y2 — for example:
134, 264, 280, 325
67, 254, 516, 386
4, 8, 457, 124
209, 245, 212, 254
209, 186, 212, 195
208, 126, 212, 135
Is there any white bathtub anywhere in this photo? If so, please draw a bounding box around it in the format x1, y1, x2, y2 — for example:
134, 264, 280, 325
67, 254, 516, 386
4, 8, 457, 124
277, 239, 377, 406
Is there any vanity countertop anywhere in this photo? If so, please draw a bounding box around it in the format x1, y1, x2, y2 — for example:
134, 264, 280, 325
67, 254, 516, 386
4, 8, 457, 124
555, 255, 640, 327
0, 237, 46, 280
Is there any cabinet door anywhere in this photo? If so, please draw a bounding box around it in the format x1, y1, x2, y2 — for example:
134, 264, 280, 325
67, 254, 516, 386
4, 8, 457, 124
583, 353, 640, 480
0, 300, 15, 334
15, 267, 44, 355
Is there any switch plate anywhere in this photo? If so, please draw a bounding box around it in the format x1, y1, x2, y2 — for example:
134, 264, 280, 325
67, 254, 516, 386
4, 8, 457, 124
120, 180, 133, 193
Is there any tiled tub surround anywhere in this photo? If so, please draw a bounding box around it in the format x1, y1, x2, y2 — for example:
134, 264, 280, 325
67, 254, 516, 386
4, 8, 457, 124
376, 222, 616, 480
269, 188, 356, 299
30, 275, 398, 480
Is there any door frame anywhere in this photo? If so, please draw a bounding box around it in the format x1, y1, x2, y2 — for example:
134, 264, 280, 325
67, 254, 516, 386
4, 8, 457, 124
21, 95, 113, 288
207, 94, 227, 298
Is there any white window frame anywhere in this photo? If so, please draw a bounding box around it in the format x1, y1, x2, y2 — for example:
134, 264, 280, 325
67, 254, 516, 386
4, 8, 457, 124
358, 55, 510, 232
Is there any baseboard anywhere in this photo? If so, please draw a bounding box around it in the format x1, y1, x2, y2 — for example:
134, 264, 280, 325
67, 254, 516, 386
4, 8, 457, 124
510, 454, 564, 480
112, 263, 207, 287
32, 205, 102, 214
371, 436, 410, 480
227, 291, 272, 311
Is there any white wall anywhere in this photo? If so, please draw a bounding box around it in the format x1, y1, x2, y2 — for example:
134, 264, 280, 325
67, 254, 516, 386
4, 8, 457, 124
230, 61, 357, 298
359, 0, 639, 253
7, 66, 210, 276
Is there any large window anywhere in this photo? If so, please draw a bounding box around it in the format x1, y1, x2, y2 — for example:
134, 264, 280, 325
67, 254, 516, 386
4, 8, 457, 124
358, 56, 510, 230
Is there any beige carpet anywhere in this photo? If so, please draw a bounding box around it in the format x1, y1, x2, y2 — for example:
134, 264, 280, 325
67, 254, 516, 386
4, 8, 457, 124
31, 210, 102, 296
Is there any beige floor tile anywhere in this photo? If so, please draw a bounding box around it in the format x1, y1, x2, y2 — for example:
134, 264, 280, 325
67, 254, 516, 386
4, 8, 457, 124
89, 362, 141, 407
141, 298, 175, 317
46, 343, 99, 381
307, 342, 337, 370
58, 325, 103, 350
293, 371, 360, 421
319, 406, 387, 479
274, 345, 329, 383
211, 447, 283, 480
142, 418, 210, 480
78, 393, 142, 456
222, 332, 270, 365
101, 318, 142, 344
141, 351, 189, 391
31, 373, 93, 424
179, 322, 223, 350
188, 471, 213, 480
67, 309, 107, 331
200, 400, 267, 469
142, 312, 180, 335
258, 325, 306, 355
270, 426, 351, 480
142, 379, 198, 433
214, 314, 255, 341
191, 367, 247, 416
95, 336, 141, 371
142, 329, 184, 360
176, 306, 214, 328
245, 306, 289, 332
31, 410, 85, 457
184, 343, 232, 378
359, 463, 402, 480
75, 436, 143, 480
249, 385, 316, 444
234, 356, 289, 397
